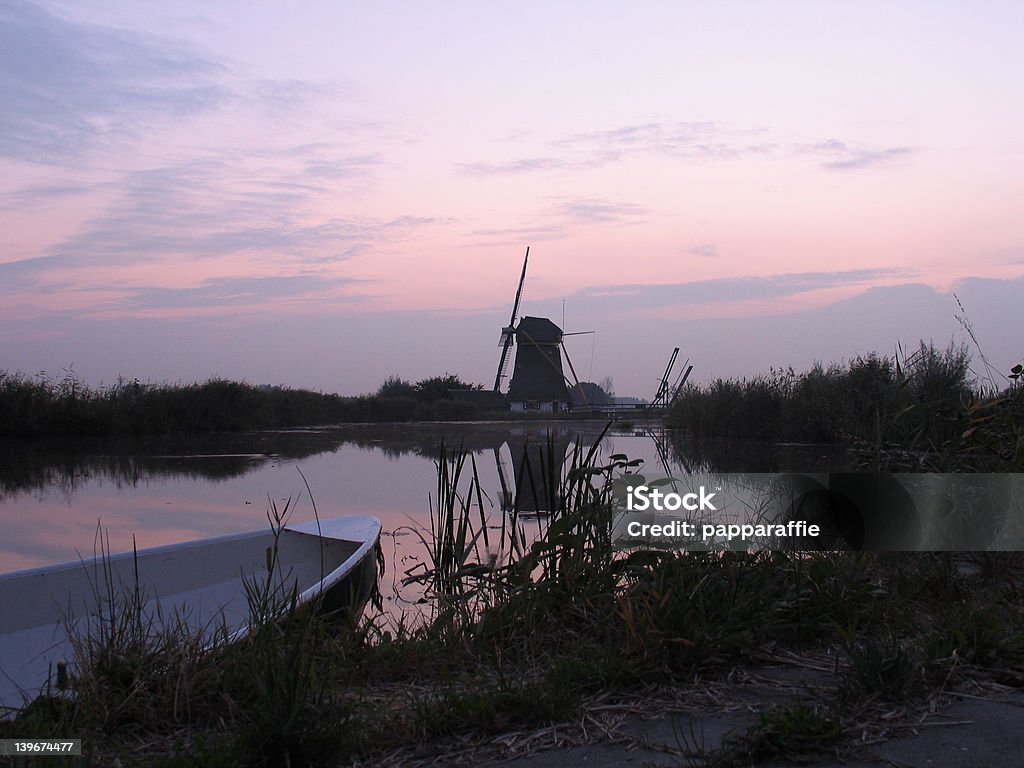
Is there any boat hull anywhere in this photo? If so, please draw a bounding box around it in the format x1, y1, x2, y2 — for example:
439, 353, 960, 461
0, 515, 381, 715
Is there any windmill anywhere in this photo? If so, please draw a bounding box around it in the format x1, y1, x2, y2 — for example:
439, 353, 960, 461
493, 248, 592, 413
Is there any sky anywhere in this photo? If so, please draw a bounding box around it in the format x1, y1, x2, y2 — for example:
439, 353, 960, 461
2, 1, 1022, 398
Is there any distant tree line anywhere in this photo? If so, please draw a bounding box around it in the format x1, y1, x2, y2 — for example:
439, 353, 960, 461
0, 370, 496, 438
376, 373, 483, 402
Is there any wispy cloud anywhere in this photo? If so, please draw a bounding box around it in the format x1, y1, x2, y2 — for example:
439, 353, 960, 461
466, 224, 570, 244
575, 269, 906, 310
0, 181, 95, 209
457, 157, 567, 176
1, 152, 436, 306
115, 274, 359, 312
466, 196, 646, 246
684, 244, 718, 259
0, 2, 417, 317
460, 121, 776, 177
554, 197, 647, 225
0, 1, 227, 163
795, 140, 917, 171
461, 121, 915, 177
556, 121, 774, 162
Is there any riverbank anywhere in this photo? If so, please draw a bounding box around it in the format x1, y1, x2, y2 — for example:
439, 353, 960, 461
6, 549, 1022, 766
0, 370, 632, 439
3, 441, 1023, 766
0, 371, 507, 437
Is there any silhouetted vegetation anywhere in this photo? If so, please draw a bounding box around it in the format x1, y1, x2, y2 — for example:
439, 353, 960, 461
0, 369, 497, 438
6, 440, 1024, 765
568, 380, 614, 406
668, 342, 1023, 471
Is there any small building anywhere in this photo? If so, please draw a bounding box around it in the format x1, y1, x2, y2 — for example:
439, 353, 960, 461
506, 316, 570, 413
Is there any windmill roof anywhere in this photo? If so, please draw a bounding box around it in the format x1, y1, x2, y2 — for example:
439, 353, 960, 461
516, 316, 562, 342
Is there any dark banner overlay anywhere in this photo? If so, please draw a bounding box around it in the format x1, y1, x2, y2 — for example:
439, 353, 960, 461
612, 473, 1024, 551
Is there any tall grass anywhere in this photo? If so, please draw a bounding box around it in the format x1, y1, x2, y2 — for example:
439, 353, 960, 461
402, 426, 623, 634
667, 342, 1023, 470
0, 369, 495, 438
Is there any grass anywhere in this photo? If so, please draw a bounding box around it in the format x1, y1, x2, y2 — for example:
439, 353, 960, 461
4, 414, 1024, 763
668, 342, 1024, 471
702, 703, 844, 767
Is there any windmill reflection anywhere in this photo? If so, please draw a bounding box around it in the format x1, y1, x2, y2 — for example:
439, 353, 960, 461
494, 428, 577, 516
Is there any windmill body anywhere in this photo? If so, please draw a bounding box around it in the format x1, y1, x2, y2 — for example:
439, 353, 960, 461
506, 316, 570, 413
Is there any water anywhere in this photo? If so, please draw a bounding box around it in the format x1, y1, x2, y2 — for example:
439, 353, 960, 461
0, 421, 850, 601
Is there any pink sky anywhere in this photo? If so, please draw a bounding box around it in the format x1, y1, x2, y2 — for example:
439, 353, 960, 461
2, 1, 1022, 397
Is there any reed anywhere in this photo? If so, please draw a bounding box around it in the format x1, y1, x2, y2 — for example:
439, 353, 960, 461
668, 341, 1023, 471
0, 369, 497, 438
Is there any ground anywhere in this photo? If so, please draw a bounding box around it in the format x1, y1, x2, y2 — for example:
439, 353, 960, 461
363, 658, 1024, 768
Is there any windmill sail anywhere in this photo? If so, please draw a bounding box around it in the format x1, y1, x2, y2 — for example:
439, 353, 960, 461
494, 246, 529, 391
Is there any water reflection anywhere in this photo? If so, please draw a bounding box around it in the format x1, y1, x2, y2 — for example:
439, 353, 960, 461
499, 428, 577, 514
666, 432, 852, 474
0, 422, 852, 577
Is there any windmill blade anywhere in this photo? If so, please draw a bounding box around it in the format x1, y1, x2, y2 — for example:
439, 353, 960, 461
508, 246, 529, 328
560, 340, 588, 406
493, 246, 530, 391
494, 335, 514, 391
562, 330, 595, 337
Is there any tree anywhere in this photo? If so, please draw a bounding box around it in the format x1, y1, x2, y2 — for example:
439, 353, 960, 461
377, 376, 416, 399
569, 380, 613, 406
413, 373, 482, 402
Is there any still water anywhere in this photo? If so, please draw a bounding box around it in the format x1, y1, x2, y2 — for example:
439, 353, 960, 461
0, 421, 849, 606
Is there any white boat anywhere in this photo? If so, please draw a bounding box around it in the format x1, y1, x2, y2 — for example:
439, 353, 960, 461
0, 515, 382, 714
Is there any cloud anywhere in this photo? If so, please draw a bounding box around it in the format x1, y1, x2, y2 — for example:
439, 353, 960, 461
1, 153, 436, 303
0, 181, 94, 208
796, 140, 917, 171
554, 197, 647, 225
461, 121, 915, 177
250, 78, 352, 114
116, 274, 359, 312
0, 1, 227, 163
575, 268, 904, 310
685, 244, 718, 259
557, 121, 774, 162
466, 196, 645, 246
0, 254, 66, 289
466, 224, 570, 245
457, 157, 567, 176
461, 122, 777, 177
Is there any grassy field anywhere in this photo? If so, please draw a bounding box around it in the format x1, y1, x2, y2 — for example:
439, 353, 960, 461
3, 436, 1023, 766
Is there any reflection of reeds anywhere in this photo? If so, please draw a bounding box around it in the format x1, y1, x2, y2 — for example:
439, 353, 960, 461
403, 425, 625, 621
